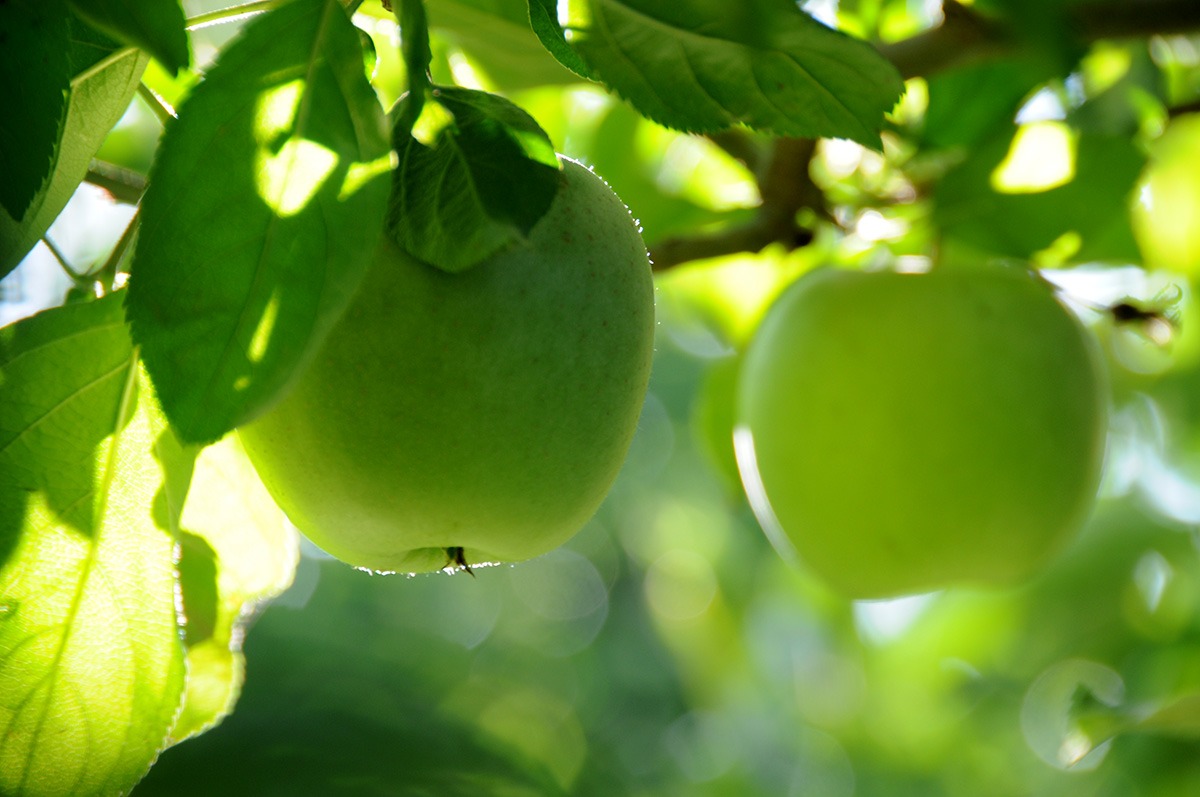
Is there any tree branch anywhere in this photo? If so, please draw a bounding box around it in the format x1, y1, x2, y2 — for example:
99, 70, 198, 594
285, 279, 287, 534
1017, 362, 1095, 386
649, 139, 820, 271
85, 160, 147, 205
705, 129, 767, 176
882, 0, 1200, 79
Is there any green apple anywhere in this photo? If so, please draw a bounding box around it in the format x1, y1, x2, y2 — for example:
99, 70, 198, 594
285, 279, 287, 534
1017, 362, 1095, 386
735, 266, 1107, 599
238, 158, 655, 572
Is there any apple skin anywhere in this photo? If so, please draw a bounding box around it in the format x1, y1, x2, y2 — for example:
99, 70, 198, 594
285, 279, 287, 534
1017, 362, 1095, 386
238, 158, 655, 572
735, 266, 1107, 599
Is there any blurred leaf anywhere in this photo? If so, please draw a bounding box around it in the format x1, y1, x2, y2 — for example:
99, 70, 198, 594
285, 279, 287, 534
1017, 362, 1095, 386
0, 12, 145, 279
136, 585, 568, 796
922, 59, 1049, 150
934, 129, 1145, 263
569, 0, 904, 147
580, 103, 736, 243
388, 86, 560, 272
0, 0, 71, 221
423, 0, 578, 89
126, 0, 391, 444
527, 0, 592, 78
977, 0, 1084, 75
1021, 659, 1124, 771
0, 295, 187, 797
67, 0, 190, 75
166, 435, 299, 744
1069, 46, 1164, 137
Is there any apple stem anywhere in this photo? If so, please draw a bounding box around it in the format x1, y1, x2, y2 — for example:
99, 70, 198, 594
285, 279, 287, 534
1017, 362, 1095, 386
446, 547, 475, 577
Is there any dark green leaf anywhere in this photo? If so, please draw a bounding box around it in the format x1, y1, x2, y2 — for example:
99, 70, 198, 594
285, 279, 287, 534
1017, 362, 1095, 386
135, 583, 568, 796
126, 0, 391, 444
0, 0, 71, 220
978, 0, 1085, 76
0, 294, 187, 796
527, 0, 592, 78
388, 86, 560, 272
934, 130, 1146, 263
67, 0, 190, 75
570, 0, 904, 146
0, 15, 147, 278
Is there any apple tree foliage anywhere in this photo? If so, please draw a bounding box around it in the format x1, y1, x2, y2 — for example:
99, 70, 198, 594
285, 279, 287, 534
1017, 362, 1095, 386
1, 0, 1200, 794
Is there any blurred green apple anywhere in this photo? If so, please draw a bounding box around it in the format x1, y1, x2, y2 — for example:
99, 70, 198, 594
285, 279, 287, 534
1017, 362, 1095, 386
239, 159, 655, 572
736, 266, 1107, 599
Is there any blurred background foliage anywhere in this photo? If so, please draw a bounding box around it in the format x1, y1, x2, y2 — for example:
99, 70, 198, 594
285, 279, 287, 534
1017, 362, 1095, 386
5, 0, 1200, 794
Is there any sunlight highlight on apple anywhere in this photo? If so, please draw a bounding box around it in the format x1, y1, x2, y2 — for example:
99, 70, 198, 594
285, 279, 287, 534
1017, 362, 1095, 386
732, 425, 798, 566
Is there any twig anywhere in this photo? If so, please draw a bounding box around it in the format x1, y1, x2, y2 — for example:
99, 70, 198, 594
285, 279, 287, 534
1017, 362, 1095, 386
41, 236, 86, 281
1169, 99, 1200, 118
85, 161, 148, 205
92, 213, 141, 292
879, 0, 1006, 79
138, 82, 177, 123
186, 0, 280, 30
650, 138, 821, 271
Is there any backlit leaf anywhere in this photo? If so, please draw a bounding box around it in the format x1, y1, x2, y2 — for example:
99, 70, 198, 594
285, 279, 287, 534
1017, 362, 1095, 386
166, 435, 298, 744
527, 0, 592, 78
0, 295, 187, 797
126, 0, 391, 444
421, 0, 578, 89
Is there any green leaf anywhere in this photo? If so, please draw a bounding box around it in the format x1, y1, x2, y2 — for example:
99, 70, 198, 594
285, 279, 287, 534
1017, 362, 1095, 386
0, 295, 187, 797
0, 0, 71, 220
421, 0, 579, 89
934, 130, 1146, 263
166, 435, 298, 744
0, 17, 148, 279
922, 59, 1052, 150
979, 0, 1084, 76
134, 590, 569, 796
388, 86, 561, 272
126, 0, 391, 445
527, 0, 592, 78
67, 0, 190, 75
568, 0, 904, 147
